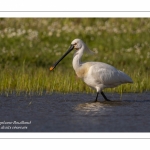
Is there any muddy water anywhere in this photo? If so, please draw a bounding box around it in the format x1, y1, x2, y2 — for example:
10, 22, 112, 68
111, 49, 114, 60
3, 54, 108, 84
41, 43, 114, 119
0, 92, 150, 132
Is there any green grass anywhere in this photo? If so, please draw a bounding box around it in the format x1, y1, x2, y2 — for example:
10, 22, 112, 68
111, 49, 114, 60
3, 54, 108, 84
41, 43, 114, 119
0, 18, 150, 95
0, 65, 149, 95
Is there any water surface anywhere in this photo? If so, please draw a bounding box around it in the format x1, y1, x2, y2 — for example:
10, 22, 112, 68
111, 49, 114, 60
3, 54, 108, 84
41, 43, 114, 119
0, 92, 150, 132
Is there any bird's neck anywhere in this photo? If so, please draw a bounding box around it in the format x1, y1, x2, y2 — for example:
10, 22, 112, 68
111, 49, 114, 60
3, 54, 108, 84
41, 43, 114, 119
72, 49, 83, 71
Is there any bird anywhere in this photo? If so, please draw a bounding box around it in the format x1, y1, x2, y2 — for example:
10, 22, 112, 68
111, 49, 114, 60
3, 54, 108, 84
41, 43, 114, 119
50, 39, 133, 102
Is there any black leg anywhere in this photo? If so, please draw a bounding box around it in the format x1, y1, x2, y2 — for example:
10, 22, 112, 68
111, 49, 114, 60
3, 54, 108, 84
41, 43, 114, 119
101, 91, 111, 101
94, 92, 99, 102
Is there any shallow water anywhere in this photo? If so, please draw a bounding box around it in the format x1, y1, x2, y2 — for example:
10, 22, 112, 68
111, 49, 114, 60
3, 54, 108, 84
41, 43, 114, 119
0, 92, 150, 132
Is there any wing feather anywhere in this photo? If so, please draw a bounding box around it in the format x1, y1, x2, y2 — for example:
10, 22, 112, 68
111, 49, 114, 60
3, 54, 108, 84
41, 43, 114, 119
90, 63, 133, 86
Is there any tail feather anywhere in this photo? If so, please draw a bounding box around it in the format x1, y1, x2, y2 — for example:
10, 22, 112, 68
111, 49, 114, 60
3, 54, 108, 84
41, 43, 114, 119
119, 71, 133, 83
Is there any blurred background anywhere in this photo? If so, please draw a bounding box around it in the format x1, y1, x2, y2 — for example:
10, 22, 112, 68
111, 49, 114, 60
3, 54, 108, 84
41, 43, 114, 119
0, 18, 150, 93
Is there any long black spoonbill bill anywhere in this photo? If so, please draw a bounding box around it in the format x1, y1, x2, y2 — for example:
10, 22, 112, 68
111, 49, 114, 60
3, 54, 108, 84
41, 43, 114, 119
50, 39, 133, 102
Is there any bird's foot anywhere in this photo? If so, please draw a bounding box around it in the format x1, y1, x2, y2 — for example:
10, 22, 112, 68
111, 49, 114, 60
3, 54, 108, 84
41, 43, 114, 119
94, 99, 98, 102
105, 98, 111, 101
94, 99, 111, 102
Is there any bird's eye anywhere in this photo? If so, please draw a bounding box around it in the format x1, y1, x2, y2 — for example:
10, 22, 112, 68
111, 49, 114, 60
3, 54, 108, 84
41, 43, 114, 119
74, 43, 77, 45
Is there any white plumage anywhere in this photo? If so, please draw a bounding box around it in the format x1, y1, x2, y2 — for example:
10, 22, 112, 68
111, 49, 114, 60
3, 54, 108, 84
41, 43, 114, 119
50, 39, 133, 102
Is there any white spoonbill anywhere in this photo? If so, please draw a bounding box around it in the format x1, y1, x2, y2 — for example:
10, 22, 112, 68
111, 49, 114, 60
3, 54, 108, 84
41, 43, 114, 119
50, 39, 133, 102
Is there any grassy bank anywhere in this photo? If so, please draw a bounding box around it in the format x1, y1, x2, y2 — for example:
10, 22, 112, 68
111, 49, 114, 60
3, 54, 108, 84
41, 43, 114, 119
0, 65, 149, 95
0, 18, 150, 94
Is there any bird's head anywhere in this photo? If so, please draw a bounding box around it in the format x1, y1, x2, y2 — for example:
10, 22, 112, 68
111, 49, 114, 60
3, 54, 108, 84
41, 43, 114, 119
50, 39, 94, 71
71, 39, 83, 50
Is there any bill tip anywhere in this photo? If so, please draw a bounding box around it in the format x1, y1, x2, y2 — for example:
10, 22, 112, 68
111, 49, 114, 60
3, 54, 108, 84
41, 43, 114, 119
50, 67, 54, 71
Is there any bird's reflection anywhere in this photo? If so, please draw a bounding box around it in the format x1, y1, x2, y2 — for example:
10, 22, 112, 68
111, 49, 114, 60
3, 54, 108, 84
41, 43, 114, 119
75, 100, 131, 115
75, 101, 106, 115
